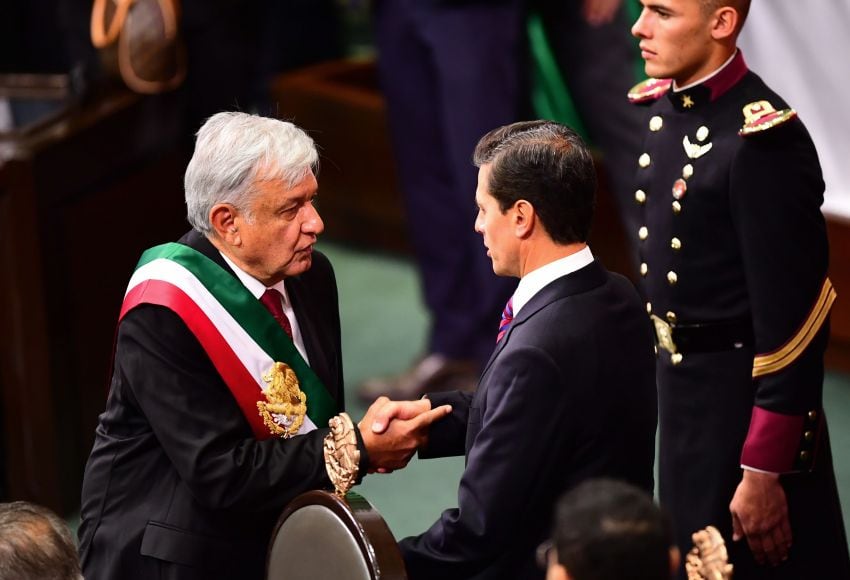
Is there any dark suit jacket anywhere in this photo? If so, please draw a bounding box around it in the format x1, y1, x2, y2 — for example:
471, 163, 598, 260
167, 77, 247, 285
79, 230, 353, 580
400, 259, 657, 579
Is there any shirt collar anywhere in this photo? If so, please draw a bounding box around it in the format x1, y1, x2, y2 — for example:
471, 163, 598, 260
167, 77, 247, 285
220, 252, 289, 301
512, 246, 594, 316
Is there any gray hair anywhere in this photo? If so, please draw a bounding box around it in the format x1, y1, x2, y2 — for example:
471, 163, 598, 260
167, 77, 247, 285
0, 501, 82, 580
184, 112, 319, 234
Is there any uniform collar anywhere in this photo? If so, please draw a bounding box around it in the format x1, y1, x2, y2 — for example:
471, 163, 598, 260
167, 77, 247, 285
668, 50, 748, 111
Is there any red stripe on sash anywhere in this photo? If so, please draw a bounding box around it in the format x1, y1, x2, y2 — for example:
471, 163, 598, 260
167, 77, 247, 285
121, 279, 273, 440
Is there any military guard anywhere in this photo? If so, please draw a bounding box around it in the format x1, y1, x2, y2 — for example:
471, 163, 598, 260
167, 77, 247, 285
629, 1, 850, 578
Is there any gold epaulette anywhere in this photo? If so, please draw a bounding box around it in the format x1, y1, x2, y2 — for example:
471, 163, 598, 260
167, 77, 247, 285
752, 278, 836, 378
627, 78, 672, 104
739, 100, 797, 136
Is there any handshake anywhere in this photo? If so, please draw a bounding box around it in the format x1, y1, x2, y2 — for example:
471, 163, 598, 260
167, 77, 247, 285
358, 396, 453, 474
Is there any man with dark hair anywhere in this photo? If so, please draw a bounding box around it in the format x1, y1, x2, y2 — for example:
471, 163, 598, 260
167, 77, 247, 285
0, 501, 82, 580
360, 0, 645, 403
629, 0, 850, 577
373, 120, 657, 579
542, 479, 679, 580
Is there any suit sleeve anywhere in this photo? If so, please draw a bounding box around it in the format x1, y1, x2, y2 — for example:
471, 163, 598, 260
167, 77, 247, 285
116, 304, 345, 512
729, 120, 832, 474
418, 391, 473, 459
399, 344, 574, 578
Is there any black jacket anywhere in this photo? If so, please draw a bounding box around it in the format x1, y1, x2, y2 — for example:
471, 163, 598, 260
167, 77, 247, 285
79, 230, 349, 580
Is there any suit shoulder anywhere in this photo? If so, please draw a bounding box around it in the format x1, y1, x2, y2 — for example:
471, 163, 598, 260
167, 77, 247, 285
628, 78, 672, 104
290, 250, 339, 309
301, 250, 335, 282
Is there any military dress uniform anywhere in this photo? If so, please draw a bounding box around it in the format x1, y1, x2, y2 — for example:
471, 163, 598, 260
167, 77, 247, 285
629, 51, 850, 579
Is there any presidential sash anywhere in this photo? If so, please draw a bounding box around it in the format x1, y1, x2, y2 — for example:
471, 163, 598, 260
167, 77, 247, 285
120, 242, 335, 440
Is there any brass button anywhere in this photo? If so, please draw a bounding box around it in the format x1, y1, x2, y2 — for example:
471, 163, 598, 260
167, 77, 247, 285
671, 353, 683, 365
671, 237, 682, 250
804, 430, 814, 441
640, 262, 648, 276
696, 125, 710, 141
635, 189, 647, 204
682, 164, 694, 179
799, 450, 811, 462
672, 201, 682, 214
667, 271, 678, 285
639, 153, 651, 168
808, 410, 818, 421
639, 226, 649, 240
666, 311, 677, 324
649, 116, 663, 131
646, 302, 652, 314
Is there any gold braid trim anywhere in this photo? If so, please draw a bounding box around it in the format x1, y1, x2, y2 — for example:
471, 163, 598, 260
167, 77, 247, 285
752, 278, 836, 378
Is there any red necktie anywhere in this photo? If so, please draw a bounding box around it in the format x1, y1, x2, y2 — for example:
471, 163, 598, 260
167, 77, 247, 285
260, 289, 293, 340
497, 297, 514, 342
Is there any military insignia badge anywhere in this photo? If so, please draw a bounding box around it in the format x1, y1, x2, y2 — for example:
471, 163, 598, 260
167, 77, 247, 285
258, 362, 307, 438
627, 78, 672, 104
683, 135, 713, 159
739, 100, 797, 135
672, 178, 687, 200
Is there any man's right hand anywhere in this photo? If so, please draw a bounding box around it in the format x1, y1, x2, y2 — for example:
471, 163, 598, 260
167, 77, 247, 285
358, 396, 452, 473
729, 469, 792, 566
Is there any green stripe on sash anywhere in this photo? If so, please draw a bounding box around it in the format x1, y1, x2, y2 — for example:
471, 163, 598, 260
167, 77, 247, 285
137, 243, 335, 426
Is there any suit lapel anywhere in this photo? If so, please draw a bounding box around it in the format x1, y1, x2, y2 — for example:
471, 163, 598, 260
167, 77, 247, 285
285, 276, 337, 403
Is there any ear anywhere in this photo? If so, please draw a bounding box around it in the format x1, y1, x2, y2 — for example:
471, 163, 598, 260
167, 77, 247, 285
513, 199, 535, 238
710, 6, 738, 41
209, 203, 241, 246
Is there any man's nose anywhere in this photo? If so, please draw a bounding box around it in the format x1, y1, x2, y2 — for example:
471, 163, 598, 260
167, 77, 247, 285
632, 9, 649, 39
303, 203, 324, 235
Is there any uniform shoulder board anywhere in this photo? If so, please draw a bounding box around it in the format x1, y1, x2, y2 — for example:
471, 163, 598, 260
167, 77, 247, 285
739, 100, 797, 136
627, 78, 672, 104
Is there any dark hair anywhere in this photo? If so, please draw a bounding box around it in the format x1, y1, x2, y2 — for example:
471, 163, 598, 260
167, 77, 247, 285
700, 0, 751, 29
473, 120, 596, 244
0, 502, 81, 580
552, 479, 673, 580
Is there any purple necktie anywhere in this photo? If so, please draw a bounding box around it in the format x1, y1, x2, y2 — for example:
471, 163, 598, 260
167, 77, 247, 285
260, 289, 293, 340
497, 297, 514, 342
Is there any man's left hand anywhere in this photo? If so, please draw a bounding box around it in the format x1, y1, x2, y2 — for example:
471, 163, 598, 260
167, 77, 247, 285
729, 470, 792, 566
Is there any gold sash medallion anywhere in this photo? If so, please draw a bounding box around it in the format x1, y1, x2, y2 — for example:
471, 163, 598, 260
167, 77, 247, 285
257, 362, 307, 438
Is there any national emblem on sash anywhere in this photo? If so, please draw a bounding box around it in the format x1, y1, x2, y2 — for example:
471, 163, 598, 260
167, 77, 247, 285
258, 362, 307, 438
